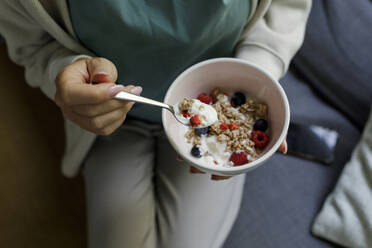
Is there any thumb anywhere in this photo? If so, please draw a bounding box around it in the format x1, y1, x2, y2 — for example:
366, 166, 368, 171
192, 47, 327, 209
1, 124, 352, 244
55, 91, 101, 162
87, 57, 118, 84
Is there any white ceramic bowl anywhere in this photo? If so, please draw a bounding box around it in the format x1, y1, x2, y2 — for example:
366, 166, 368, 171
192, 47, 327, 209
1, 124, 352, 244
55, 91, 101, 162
162, 58, 290, 176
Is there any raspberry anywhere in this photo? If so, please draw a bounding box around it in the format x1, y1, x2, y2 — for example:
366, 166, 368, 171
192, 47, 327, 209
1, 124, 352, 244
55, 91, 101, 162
229, 122, 239, 130
197, 93, 212, 104
251, 131, 269, 148
190, 114, 202, 127
229, 152, 248, 166
220, 123, 229, 131
182, 110, 190, 118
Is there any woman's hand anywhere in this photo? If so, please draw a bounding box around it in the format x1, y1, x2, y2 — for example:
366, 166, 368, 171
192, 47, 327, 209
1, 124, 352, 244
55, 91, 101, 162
187, 139, 288, 181
55, 57, 142, 135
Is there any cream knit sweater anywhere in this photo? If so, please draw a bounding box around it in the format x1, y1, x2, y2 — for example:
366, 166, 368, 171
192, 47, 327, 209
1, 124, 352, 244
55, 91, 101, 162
0, 0, 311, 177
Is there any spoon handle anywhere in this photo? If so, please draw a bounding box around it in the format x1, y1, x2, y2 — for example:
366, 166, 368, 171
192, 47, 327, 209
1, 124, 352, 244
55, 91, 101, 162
114, 91, 173, 112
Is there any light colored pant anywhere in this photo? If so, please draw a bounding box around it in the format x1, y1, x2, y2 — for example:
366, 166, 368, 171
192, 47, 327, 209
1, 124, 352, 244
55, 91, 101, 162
83, 119, 246, 248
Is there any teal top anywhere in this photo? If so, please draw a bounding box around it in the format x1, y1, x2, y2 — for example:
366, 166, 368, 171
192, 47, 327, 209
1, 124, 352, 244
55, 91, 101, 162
68, 0, 250, 123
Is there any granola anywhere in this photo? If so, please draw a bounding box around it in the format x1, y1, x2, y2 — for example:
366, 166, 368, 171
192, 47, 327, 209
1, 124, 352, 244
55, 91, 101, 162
180, 88, 270, 167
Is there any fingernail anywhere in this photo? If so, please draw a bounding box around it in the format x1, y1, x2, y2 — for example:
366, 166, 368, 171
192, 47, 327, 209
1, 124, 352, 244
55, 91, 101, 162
211, 175, 230, 180
109, 85, 125, 97
93, 71, 110, 83
283, 142, 288, 154
130, 86, 143, 95
189, 166, 205, 174
211, 175, 219, 180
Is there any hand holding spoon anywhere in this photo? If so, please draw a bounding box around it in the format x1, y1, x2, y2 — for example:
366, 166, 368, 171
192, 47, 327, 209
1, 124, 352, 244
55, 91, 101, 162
114, 90, 217, 127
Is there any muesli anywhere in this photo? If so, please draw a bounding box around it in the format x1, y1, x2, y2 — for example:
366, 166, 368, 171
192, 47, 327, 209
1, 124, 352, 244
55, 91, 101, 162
176, 88, 270, 167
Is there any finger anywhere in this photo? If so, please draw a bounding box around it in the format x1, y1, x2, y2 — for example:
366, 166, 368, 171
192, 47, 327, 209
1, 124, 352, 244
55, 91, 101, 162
176, 155, 184, 161
278, 140, 288, 154
70, 85, 140, 117
98, 115, 127, 136
64, 107, 127, 133
86, 57, 118, 84
89, 107, 127, 130
56, 82, 125, 106
71, 99, 128, 117
118, 85, 142, 113
56, 58, 90, 86
97, 88, 143, 134
189, 166, 205, 174
62, 109, 97, 134
211, 175, 232, 181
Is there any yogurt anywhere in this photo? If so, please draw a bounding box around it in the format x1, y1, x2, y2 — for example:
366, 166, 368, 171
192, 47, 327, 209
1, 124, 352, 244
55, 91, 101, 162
200, 135, 233, 167
175, 98, 217, 127
182, 88, 270, 167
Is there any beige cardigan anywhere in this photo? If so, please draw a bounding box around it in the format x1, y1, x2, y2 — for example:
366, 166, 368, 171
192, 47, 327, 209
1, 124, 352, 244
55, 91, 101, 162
0, 0, 311, 177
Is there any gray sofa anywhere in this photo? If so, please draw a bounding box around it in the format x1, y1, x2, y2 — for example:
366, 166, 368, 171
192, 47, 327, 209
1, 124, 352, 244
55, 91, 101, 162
225, 0, 371, 247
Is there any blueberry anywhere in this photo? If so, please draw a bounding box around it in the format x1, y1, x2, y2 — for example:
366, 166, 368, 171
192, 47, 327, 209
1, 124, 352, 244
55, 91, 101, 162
253, 119, 268, 132
231, 92, 246, 106
194, 126, 209, 136
191, 145, 202, 158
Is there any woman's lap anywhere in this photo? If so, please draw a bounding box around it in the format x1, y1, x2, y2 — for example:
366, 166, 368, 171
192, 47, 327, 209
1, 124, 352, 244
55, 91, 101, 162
83, 125, 157, 248
83, 120, 245, 248
154, 134, 245, 248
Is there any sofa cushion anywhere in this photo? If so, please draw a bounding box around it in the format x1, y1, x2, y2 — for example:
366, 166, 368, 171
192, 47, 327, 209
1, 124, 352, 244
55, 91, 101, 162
293, 0, 372, 128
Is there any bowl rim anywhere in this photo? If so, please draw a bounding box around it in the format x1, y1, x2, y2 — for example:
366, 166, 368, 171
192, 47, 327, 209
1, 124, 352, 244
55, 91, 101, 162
162, 57, 290, 173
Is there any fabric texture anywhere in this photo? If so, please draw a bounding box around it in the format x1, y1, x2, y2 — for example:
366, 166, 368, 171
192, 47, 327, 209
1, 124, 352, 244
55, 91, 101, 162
293, 0, 372, 129
235, 0, 311, 79
312, 109, 372, 248
83, 119, 246, 248
68, 0, 251, 123
0, 0, 311, 177
311, 110, 372, 248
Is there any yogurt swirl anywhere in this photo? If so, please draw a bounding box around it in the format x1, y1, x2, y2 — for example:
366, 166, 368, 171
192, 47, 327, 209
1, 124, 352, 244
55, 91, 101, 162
176, 98, 218, 127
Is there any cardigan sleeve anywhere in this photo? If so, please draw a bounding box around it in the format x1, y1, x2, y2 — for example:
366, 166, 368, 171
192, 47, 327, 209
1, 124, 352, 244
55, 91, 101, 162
235, 0, 312, 80
0, 0, 90, 101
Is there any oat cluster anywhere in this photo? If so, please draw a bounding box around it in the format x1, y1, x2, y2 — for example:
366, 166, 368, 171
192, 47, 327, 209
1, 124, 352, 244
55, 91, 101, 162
185, 88, 268, 158
178, 98, 194, 111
